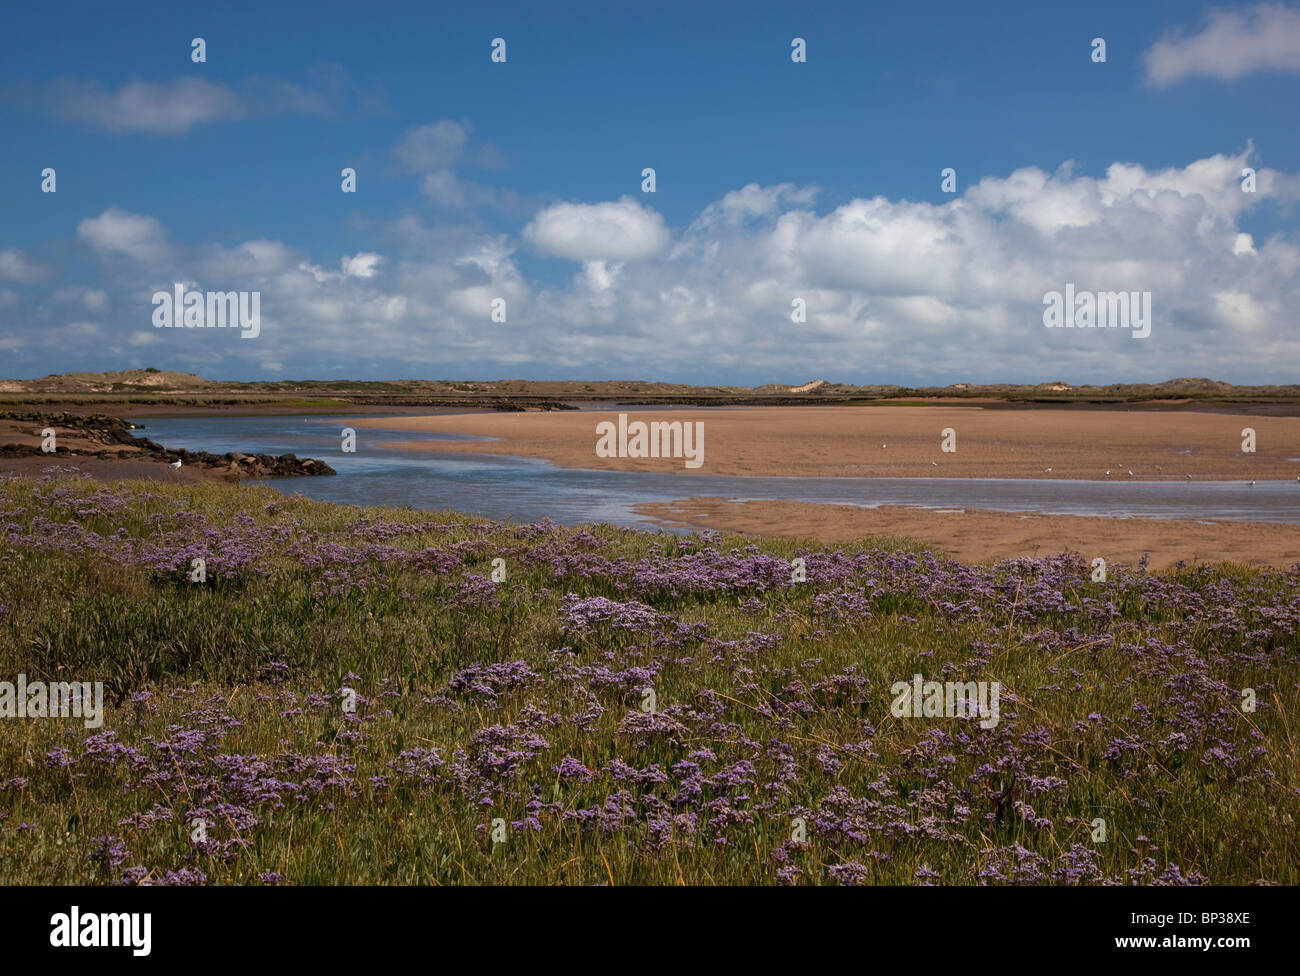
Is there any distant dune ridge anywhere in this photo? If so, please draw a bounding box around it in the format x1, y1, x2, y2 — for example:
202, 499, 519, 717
0, 369, 1290, 402
0, 368, 209, 394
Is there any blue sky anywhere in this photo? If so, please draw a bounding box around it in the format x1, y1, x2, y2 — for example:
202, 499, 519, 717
2, 0, 1299, 384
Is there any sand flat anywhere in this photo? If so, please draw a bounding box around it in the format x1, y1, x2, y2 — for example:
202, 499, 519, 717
635, 497, 1300, 571
343, 406, 1300, 480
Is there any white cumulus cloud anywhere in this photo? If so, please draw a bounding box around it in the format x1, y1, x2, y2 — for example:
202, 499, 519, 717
76, 208, 171, 264
1145, 3, 1300, 87
0, 248, 55, 284
523, 197, 669, 262
7, 148, 1300, 384
342, 253, 384, 278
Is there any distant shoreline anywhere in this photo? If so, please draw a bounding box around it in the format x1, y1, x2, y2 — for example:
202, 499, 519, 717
7, 370, 1300, 419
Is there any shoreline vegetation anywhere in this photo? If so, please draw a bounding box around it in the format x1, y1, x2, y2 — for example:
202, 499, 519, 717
0, 476, 1295, 885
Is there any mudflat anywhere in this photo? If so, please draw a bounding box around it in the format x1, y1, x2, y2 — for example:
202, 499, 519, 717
0, 455, 227, 484
635, 497, 1300, 571
344, 406, 1300, 480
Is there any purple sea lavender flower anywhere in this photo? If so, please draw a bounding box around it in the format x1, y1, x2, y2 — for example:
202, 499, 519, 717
828, 861, 872, 886
88, 835, 131, 871
553, 757, 594, 782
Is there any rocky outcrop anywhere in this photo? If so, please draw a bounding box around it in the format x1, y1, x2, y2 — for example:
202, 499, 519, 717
158, 448, 336, 479
0, 410, 143, 444
0, 411, 335, 479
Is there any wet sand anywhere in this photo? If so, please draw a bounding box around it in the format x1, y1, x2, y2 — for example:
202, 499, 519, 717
344, 406, 1300, 481
636, 497, 1300, 571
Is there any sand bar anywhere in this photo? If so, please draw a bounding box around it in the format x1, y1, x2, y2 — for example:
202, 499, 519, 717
344, 406, 1300, 481
635, 497, 1300, 571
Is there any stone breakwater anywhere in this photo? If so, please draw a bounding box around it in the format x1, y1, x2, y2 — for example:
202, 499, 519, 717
0, 411, 335, 480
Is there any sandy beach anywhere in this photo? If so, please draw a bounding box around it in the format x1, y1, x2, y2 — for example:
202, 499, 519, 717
344, 406, 1300, 481
636, 497, 1300, 570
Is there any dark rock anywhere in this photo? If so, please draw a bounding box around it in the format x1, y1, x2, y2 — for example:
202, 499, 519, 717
1, 411, 336, 479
